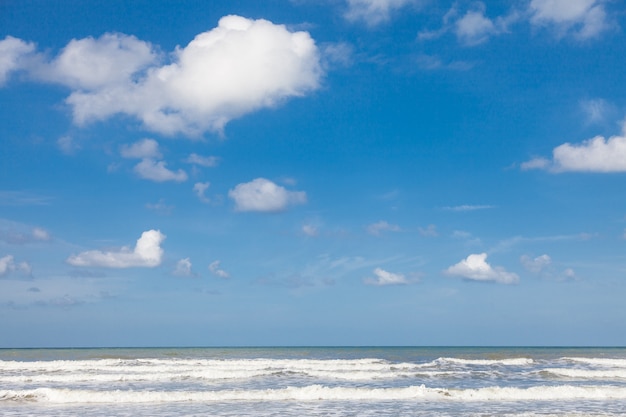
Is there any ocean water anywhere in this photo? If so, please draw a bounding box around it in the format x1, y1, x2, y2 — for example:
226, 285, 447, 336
1, 347, 626, 416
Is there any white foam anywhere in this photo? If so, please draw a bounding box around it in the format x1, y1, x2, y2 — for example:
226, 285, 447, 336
562, 357, 626, 368
544, 368, 626, 379
3, 384, 626, 404
436, 357, 534, 366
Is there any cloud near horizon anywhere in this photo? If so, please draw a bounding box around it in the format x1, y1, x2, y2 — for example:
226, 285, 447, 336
66, 229, 165, 268
0, 15, 323, 136
445, 253, 519, 284
228, 178, 306, 212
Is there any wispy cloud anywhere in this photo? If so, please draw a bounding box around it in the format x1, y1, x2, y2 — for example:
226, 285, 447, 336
208, 260, 230, 279
364, 267, 410, 286
443, 204, 495, 212
366, 220, 400, 236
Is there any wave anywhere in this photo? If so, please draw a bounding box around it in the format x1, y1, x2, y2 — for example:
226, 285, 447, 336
435, 357, 534, 366
3, 384, 626, 404
562, 358, 626, 368
544, 368, 626, 379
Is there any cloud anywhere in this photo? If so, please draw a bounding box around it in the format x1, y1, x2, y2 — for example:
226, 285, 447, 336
302, 224, 318, 237
120, 138, 162, 159
133, 159, 188, 182
366, 220, 400, 236
418, 2, 518, 46
0, 255, 32, 277
228, 178, 306, 212
145, 199, 174, 215
173, 257, 194, 277
419, 224, 438, 237
521, 254, 552, 273
185, 153, 219, 167
364, 267, 409, 286
208, 260, 230, 278
445, 253, 519, 284
0, 224, 51, 245
522, 128, 626, 173
0, 36, 36, 85
528, 0, 612, 40
443, 204, 495, 212
57, 135, 81, 155
66, 229, 165, 268
344, 0, 422, 26
193, 182, 211, 203
27, 16, 320, 136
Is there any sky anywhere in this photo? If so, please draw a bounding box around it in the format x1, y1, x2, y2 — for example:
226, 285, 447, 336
1, 0, 626, 348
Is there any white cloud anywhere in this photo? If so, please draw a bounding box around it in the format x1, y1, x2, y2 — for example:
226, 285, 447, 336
228, 178, 306, 212
522, 128, 626, 173
173, 257, 194, 277
66, 229, 165, 268
208, 260, 229, 278
57, 135, 81, 155
120, 138, 162, 159
185, 153, 219, 167
193, 182, 211, 203
366, 220, 400, 236
134, 159, 188, 182
364, 267, 409, 286
302, 224, 318, 237
0, 36, 36, 85
445, 253, 519, 284
344, 0, 421, 26
580, 98, 613, 125
145, 199, 174, 215
529, 0, 611, 40
521, 254, 552, 273
0, 255, 32, 277
455, 4, 498, 45
31, 227, 51, 241
443, 204, 495, 212
0, 222, 52, 245
57, 16, 322, 136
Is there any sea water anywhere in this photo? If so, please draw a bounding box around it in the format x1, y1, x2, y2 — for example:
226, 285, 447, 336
1, 347, 626, 416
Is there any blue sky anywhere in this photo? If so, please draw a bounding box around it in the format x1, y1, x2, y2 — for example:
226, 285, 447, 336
2, 0, 626, 347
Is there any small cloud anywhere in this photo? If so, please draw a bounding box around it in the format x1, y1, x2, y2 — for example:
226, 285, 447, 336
366, 220, 401, 236
364, 267, 409, 286
528, 0, 613, 40
185, 153, 219, 168
520, 254, 551, 273
344, 0, 422, 26
445, 253, 519, 284
302, 224, 318, 237
145, 199, 174, 215
415, 55, 475, 71
120, 138, 162, 159
228, 178, 306, 212
57, 135, 81, 155
580, 98, 615, 125
31, 227, 51, 241
522, 128, 626, 173
419, 224, 438, 237
0, 255, 32, 277
443, 204, 495, 212
173, 257, 195, 277
193, 182, 211, 204
134, 159, 188, 182
66, 229, 166, 268
208, 260, 229, 278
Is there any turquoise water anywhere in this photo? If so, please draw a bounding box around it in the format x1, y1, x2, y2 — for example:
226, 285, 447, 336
2, 347, 626, 416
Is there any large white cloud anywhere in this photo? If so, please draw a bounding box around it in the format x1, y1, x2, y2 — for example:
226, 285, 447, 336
522, 128, 626, 173
0, 36, 36, 85
529, 0, 611, 40
64, 15, 322, 135
228, 178, 306, 212
66, 229, 165, 268
445, 253, 519, 284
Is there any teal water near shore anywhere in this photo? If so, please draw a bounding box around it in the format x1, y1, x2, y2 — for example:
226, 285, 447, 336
2, 347, 626, 416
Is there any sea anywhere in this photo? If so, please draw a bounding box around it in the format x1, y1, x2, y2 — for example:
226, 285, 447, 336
1, 346, 626, 417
